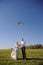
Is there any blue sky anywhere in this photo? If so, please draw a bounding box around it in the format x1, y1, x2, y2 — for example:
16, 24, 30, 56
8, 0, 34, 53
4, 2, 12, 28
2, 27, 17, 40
0, 0, 43, 49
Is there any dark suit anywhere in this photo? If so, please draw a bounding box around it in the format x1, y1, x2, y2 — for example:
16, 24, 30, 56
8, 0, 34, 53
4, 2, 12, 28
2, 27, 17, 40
21, 46, 26, 59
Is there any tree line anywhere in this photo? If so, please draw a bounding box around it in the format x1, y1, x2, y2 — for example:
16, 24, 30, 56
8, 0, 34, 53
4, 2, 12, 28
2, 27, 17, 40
26, 44, 43, 49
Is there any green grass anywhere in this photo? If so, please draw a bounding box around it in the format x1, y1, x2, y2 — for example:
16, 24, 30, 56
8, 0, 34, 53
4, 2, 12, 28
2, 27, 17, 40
0, 49, 43, 65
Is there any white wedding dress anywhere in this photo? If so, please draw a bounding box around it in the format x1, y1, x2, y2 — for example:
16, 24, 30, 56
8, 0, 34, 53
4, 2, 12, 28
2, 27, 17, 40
11, 44, 19, 60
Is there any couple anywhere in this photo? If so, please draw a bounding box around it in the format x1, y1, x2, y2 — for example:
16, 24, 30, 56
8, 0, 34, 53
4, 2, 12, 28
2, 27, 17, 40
11, 38, 26, 60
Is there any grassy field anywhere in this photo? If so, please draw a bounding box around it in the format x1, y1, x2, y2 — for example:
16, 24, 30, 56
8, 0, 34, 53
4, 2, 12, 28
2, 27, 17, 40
0, 49, 43, 65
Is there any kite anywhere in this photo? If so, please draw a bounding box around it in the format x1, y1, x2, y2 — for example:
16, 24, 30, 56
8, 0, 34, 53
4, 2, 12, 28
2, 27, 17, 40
18, 21, 23, 26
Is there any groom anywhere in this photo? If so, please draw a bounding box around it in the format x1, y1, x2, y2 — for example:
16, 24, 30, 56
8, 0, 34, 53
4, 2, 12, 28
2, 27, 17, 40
20, 38, 26, 59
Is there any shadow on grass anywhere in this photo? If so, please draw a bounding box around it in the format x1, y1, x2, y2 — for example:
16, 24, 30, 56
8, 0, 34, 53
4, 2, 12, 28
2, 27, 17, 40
39, 62, 43, 65
17, 58, 43, 60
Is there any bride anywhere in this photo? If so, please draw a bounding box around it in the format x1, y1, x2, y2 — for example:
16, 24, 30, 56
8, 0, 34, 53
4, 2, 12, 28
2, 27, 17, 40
11, 41, 20, 60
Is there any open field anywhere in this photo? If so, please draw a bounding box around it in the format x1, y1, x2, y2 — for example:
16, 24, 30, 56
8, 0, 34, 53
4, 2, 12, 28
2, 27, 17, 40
0, 49, 43, 65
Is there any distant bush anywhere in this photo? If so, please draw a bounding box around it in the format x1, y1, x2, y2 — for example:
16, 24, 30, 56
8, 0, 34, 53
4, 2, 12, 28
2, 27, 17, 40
26, 44, 43, 49
10, 48, 13, 50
